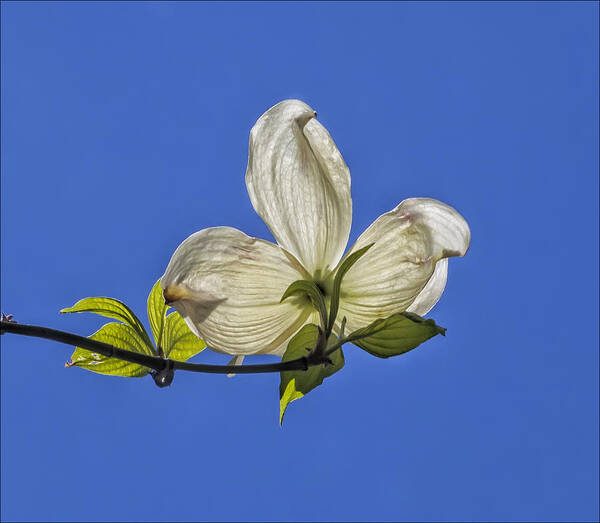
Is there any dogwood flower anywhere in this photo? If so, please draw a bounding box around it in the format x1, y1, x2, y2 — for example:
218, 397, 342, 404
161, 100, 470, 361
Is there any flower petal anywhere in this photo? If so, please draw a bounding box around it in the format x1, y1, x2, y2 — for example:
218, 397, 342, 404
161, 227, 311, 356
245, 99, 352, 275
337, 198, 470, 333
406, 258, 448, 316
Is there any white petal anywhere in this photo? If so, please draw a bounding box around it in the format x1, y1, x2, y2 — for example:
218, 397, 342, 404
337, 198, 470, 332
161, 227, 311, 356
406, 258, 447, 316
245, 99, 352, 275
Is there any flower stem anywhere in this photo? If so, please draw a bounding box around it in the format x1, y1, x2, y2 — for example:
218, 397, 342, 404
0, 320, 315, 375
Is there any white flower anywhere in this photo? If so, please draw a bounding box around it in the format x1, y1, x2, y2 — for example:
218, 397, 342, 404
161, 100, 470, 358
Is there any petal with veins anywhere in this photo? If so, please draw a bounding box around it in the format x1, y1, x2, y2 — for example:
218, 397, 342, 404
406, 258, 448, 316
245, 99, 352, 275
161, 227, 311, 356
337, 198, 470, 333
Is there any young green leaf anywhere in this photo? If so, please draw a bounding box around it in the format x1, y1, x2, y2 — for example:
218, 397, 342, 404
162, 311, 206, 362
327, 243, 374, 333
280, 380, 304, 420
147, 279, 168, 351
60, 296, 153, 352
65, 322, 153, 377
279, 324, 344, 425
280, 280, 328, 329
344, 312, 446, 358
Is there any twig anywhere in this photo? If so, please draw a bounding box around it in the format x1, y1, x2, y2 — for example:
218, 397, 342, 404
0, 320, 313, 375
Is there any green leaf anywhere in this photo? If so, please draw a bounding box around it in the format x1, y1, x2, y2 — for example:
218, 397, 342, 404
345, 312, 446, 358
163, 311, 206, 362
280, 380, 304, 420
66, 322, 153, 377
60, 296, 153, 352
281, 280, 328, 328
327, 243, 374, 333
279, 324, 344, 425
147, 279, 168, 352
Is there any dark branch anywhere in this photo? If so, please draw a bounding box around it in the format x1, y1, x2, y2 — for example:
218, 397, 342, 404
0, 320, 312, 375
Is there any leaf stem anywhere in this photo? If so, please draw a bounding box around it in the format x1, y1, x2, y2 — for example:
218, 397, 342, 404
324, 339, 344, 357
0, 320, 316, 375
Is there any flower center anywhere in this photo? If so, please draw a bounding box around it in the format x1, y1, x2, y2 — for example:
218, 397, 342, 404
311, 268, 334, 299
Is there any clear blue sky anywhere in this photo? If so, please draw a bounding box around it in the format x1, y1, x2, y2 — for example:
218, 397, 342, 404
1, 2, 598, 521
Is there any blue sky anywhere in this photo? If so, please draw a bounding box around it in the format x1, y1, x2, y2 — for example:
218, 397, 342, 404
1, 2, 598, 521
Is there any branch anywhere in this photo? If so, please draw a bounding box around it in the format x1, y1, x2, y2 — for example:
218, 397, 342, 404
0, 320, 313, 375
